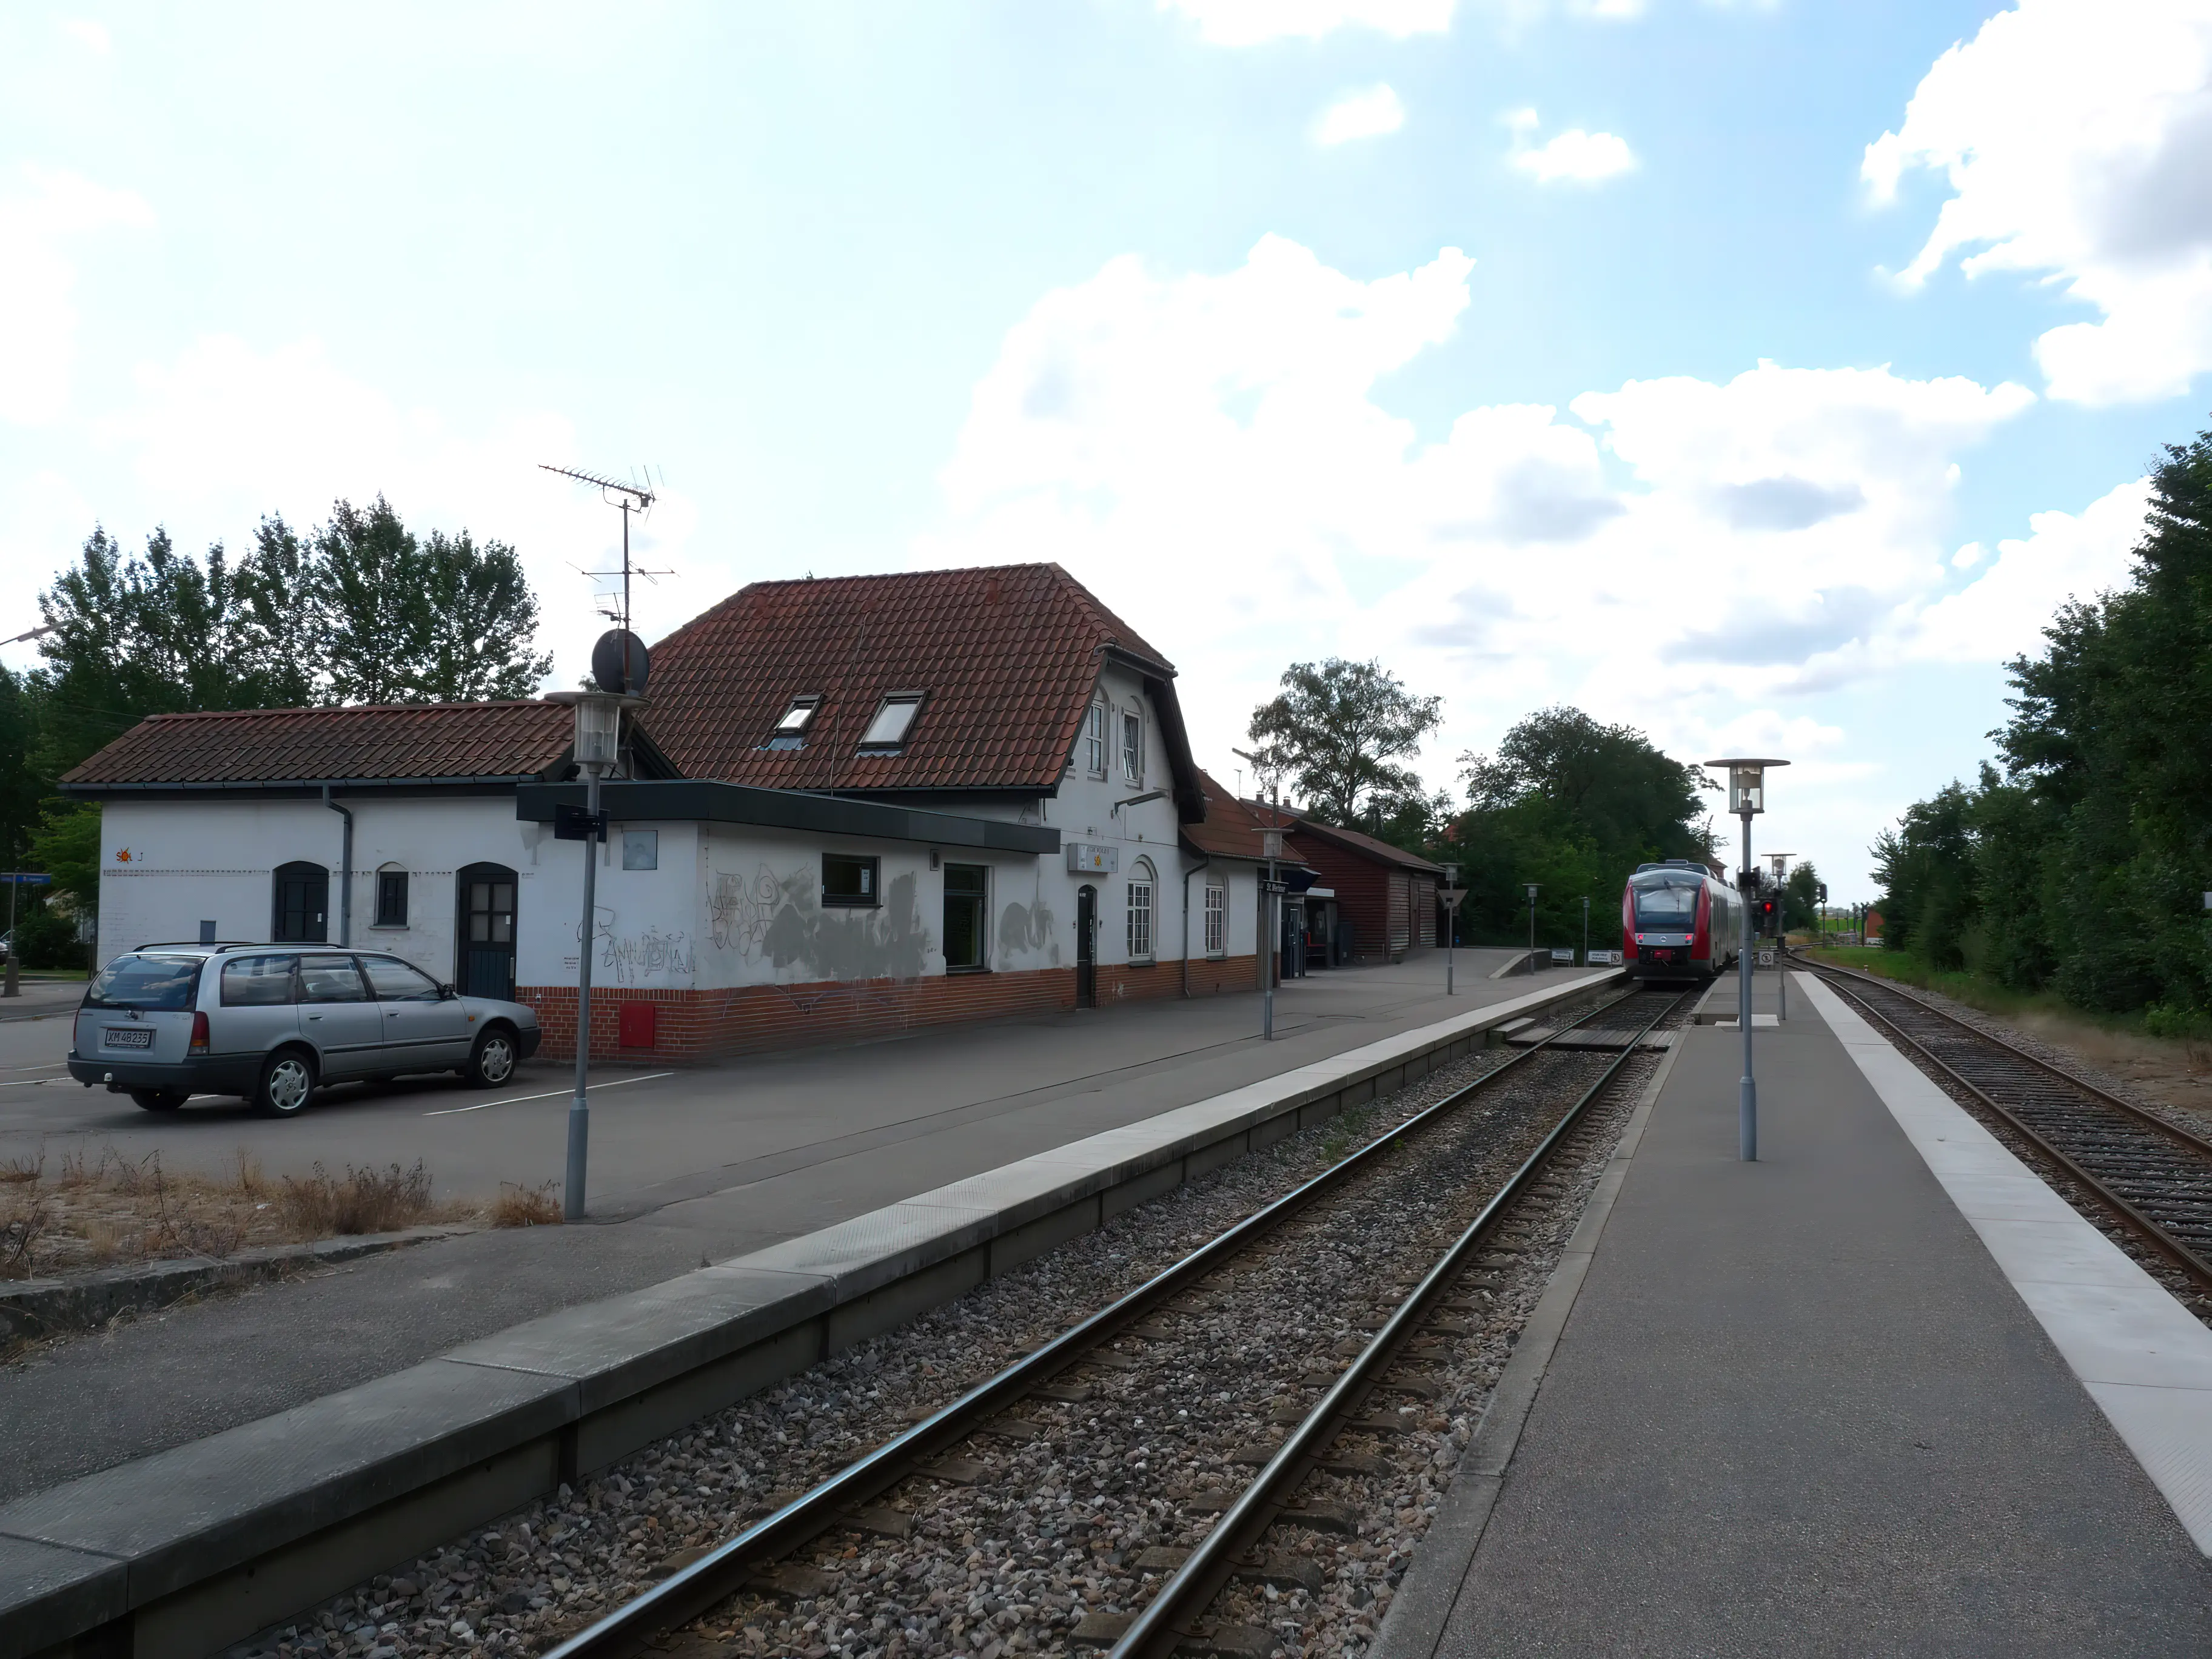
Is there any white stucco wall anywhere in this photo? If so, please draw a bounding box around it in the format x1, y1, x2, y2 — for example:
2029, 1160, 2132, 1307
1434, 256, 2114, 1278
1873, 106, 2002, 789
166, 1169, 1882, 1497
95, 795, 538, 984
87, 672, 1261, 993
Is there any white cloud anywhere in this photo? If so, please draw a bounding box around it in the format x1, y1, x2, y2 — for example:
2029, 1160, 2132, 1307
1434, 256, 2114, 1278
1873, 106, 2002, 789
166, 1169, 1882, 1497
62, 18, 110, 52
1161, 0, 1454, 44
90, 334, 703, 686
1506, 110, 1637, 184
1865, 0, 2212, 404
1897, 476, 2148, 664
1315, 84, 1406, 146
0, 166, 153, 424
926, 236, 2041, 812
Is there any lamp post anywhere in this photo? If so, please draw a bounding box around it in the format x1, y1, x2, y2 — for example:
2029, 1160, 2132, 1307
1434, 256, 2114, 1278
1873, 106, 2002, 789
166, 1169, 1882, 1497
546, 685, 647, 1221
1581, 894, 1590, 967
1525, 882, 1540, 974
1706, 757, 1786, 1162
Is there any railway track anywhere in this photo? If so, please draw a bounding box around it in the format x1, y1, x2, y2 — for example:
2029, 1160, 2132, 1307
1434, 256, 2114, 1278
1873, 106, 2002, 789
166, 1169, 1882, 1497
539, 984, 1690, 1659
1808, 961, 2212, 1293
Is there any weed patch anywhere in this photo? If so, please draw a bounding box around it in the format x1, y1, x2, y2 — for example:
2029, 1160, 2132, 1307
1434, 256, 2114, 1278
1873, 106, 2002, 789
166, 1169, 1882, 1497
491, 1181, 563, 1227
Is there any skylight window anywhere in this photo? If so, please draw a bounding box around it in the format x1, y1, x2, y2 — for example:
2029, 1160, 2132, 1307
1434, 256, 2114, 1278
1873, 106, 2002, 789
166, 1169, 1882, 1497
858, 693, 924, 751
774, 697, 820, 735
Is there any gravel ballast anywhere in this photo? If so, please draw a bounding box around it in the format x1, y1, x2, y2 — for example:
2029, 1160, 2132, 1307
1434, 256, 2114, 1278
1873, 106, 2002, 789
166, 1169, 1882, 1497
228, 988, 1680, 1659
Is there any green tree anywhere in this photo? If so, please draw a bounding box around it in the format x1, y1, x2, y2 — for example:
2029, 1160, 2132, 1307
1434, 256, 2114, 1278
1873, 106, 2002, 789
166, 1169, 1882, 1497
0, 666, 44, 874
29, 801, 100, 914
412, 527, 554, 701
1448, 707, 1714, 947
1247, 659, 1443, 828
312, 497, 551, 703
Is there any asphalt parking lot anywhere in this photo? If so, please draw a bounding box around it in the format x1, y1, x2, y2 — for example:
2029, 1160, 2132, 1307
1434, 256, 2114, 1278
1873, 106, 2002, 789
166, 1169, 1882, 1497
0, 952, 1575, 1218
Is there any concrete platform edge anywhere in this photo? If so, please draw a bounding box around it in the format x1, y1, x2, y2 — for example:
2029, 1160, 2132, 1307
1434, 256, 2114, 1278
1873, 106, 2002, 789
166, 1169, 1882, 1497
1369, 1017, 1686, 1659
1797, 970, 2212, 1556
1, 970, 1621, 1659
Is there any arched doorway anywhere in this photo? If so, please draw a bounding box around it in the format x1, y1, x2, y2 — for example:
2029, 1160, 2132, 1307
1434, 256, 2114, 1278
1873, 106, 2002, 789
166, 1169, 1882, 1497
456, 863, 518, 999
272, 861, 329, 943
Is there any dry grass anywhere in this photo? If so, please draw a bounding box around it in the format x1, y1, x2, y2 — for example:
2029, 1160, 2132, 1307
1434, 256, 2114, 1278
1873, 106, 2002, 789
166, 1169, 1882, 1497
1802, 946, 2212, 1121
491, 1181, 563, 1227
0, 1144, 491, 1281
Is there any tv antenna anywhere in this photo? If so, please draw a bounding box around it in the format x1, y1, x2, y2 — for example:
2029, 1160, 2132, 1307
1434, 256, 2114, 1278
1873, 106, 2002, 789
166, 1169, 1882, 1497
539, 463, 671, 633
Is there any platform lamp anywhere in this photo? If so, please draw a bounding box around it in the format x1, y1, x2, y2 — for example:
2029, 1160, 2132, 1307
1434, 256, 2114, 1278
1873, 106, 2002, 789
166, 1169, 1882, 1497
1706, 757, 1787, 1162
1525, 882, 1540, 974
547, 650, 650, 1223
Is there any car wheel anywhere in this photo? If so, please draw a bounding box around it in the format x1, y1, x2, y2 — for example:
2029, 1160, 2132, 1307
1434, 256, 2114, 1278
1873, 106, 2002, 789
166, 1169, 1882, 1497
253, 1048, 317, 1118
467, 1025, 517, 1087
130, 1088, 188, 1112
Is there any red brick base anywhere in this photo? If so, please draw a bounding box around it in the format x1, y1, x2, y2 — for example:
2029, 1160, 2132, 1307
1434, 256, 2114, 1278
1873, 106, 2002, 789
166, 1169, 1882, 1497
519, 953, 1262, 1061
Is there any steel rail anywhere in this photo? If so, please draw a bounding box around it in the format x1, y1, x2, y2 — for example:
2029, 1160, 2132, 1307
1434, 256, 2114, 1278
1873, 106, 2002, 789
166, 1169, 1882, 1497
1809, 962, 2212, 1294
542, 984, 1664, 1659
1108, 987, 1689, 1659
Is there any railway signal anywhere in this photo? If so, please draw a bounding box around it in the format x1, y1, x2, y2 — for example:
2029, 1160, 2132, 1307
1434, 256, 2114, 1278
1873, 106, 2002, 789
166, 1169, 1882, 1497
1705, 757, 1788, 1162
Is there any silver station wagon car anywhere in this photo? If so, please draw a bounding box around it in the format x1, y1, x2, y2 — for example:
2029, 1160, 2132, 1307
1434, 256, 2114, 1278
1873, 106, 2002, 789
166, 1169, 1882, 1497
67, 943, 543, 1117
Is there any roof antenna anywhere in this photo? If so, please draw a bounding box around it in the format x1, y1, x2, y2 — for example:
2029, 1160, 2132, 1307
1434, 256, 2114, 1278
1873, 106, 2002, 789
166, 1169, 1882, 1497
539, 463, 672, 634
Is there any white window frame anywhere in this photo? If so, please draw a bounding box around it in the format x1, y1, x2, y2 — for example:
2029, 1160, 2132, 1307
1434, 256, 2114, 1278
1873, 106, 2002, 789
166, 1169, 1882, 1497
1127, 860, 1156, 962
1121, 708, 1142, 783
1204, 882, 1226, 957
1085, 700, 1107, 776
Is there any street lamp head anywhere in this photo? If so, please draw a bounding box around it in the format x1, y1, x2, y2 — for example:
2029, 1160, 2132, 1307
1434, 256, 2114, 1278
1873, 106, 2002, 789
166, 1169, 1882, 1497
1704, 756, 1788, 816
546, 688, 649, 776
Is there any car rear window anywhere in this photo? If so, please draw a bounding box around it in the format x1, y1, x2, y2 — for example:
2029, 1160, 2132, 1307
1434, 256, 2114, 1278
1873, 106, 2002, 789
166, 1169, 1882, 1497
221, 954, 300, 1007
85, 955, 203, 1011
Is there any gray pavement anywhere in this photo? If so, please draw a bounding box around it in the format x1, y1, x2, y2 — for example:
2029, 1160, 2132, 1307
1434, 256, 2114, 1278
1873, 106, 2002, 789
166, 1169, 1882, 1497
0, 951, 1581, 1504
1403, 964, 2212, 1657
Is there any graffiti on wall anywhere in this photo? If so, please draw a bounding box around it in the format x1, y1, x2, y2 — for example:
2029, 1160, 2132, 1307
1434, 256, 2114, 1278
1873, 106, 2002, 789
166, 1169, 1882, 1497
706, 858, 931, 980
710, 866, 810, 958
595, 917, 695, 985
996, 870, 1061, 968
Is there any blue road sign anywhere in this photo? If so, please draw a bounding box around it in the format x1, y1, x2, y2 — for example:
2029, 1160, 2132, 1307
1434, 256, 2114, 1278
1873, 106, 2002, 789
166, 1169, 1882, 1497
0, 873, 52, 885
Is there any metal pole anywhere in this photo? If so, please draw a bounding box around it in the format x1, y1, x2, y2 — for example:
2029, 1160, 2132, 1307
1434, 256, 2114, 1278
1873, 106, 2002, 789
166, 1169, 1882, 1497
1262, 860, 1275, 1041
1446, 912, 1454, 996
1739, 809, 1756, 1162
565, 766, 601, 1222
1527, 890, 1536, 971
4, 876, 18, 999
1582, 896, 1589, 967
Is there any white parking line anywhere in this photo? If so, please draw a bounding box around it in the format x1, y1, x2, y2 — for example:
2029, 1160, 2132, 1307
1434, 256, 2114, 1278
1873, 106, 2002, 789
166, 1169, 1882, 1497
422, 1071, 675, 1117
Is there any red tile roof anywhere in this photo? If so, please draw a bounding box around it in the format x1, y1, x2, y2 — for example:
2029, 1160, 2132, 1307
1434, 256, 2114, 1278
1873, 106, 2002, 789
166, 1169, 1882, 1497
61, 702, 577, 787
1269, 809, 1444, 874
643, 563, 1176, 793
1183, 771, 1282, 862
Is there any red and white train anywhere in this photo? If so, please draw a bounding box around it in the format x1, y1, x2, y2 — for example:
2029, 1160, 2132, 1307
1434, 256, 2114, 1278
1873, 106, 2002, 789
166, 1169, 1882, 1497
1621, 859, 1741, 982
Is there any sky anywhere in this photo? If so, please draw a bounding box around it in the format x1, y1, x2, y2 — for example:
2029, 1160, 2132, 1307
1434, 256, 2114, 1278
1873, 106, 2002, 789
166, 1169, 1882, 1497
4, 0, 2210, 902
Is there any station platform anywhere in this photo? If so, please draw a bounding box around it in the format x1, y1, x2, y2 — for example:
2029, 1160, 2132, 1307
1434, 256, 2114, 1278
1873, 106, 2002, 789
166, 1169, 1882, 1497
1380, 968, 2212, 1657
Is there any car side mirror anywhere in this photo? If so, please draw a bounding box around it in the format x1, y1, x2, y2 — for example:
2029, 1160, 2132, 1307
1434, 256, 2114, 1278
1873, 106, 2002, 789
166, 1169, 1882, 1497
439, 983, 457, 1000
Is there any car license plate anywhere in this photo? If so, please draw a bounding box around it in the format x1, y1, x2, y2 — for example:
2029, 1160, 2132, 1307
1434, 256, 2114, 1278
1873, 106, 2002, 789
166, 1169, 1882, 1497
102, 1027, 154, 1049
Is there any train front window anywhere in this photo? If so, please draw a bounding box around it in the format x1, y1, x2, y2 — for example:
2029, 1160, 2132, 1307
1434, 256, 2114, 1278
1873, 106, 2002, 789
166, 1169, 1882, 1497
1632, 880, 1699, 928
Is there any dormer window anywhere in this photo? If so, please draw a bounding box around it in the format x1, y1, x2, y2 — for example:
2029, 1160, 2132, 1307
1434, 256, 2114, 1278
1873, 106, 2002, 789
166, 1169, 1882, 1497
858, 693, 925, 752
763, 695, 821, 751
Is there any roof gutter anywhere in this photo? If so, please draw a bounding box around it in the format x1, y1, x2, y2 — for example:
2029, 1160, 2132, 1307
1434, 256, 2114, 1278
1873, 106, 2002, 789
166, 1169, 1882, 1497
59, 774, 550, 799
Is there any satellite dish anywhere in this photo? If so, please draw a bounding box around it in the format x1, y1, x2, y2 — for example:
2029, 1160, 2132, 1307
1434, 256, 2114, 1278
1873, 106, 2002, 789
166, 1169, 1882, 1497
591, 629, 649, 695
